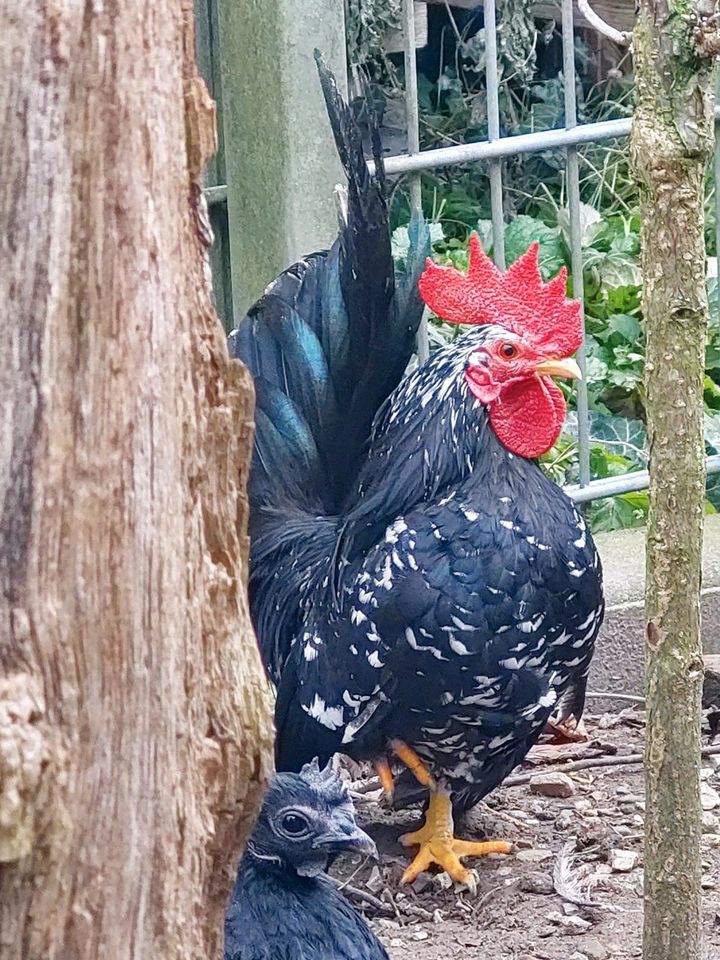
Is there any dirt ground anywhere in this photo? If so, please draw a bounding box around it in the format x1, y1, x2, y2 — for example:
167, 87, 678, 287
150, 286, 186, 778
331, 710, 720, 960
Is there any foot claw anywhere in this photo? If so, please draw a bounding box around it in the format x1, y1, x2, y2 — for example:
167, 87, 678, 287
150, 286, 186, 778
544, 715, 588, 743
399, 793, 512, 889
400, 836, 510, 887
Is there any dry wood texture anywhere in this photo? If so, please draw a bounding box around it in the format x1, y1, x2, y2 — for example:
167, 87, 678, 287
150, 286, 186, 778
630, 4, 717, 959
0, 1, 274, 957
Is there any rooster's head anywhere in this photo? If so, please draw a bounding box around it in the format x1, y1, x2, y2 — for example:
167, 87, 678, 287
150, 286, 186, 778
418, 235, 583, 459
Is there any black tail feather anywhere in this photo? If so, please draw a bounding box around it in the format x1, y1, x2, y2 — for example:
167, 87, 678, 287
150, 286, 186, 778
229, 54, 430, 678
231, 54, 429, 525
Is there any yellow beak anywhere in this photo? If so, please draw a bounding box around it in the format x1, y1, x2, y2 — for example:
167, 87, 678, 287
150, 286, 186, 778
534, 357, 582, 381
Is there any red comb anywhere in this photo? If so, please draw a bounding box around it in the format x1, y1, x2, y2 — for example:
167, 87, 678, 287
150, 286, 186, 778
418, 234, 583, 356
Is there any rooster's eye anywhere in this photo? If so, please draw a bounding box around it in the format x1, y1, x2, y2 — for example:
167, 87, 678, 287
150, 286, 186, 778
500, 343, 518, 359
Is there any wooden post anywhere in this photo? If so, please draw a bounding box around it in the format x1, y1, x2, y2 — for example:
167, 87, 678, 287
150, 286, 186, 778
0, 1, 274, 956
630, 4, 717, 959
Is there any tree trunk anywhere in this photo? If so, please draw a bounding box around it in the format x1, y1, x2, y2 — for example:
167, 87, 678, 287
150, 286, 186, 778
630, 5, 716, 959
0, 1, 274, 957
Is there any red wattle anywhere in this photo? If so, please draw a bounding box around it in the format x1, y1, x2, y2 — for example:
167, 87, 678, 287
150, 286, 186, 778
488, 376, 566, 458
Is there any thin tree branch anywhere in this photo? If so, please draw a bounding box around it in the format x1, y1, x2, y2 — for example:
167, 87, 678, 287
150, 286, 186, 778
577, 0, 632, 46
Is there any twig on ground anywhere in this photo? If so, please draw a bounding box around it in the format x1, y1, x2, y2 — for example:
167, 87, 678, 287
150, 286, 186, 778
336, 856, 371, 891
476, 801, 527, 830
585, 692, 646, 704
333, 880, 394, 915
472, 878, 519, 916
504, 743, 720, 788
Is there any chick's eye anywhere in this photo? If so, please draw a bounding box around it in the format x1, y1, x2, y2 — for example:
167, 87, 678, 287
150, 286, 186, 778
279, 812, 310, 836
500, 342, 518, 359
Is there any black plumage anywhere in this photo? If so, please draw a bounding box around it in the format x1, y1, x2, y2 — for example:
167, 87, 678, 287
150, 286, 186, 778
230, 54, 604, 872
225, 760, 386, 960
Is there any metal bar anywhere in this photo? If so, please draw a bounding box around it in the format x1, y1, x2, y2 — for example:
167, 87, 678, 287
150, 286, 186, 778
565, 456, 720, 504
561, 0, 590, 489
402, 0, 429, 363
204, 184, 228, 206
369, 116, 633, 177
373, 106, 720, 178
484, 0, 505, 268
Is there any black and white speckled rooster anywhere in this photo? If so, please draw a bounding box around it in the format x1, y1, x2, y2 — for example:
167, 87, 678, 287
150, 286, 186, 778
230, 54, 604, 888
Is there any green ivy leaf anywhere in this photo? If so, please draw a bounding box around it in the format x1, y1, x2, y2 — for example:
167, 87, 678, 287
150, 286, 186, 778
606, 313, 642, 344
590, 492, 648, 532
503, 215, 566, 278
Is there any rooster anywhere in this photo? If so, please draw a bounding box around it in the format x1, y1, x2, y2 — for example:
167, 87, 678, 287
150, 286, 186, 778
230, 55, 604, 888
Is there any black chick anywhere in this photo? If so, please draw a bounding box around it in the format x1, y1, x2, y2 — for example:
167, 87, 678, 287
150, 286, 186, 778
225, 759, 387, 960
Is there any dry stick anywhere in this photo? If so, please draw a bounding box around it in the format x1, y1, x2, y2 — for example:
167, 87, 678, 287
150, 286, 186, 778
585, 692, 646, 704
331, 880, 393, 915
335, 855, 371, 891
504, 744, 720, 788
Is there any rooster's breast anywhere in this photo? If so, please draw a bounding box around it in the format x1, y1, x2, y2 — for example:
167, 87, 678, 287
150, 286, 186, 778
339, 489, 604, 801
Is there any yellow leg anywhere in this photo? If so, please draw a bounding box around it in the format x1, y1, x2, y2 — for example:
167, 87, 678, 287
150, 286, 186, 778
399, 789, 512, 887
389, 739, 434, 787
374, 758, 395, 800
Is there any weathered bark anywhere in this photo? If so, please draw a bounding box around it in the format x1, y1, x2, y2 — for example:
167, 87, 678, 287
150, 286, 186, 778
629, 5, 716, 959
0, 1, 274, 957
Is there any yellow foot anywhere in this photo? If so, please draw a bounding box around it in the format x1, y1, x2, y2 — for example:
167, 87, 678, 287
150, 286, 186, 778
399, 790, 512, 888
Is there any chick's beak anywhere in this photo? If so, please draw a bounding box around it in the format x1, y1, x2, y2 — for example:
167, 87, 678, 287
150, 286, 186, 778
534, 356, 582, 381
313, 820, 377, 857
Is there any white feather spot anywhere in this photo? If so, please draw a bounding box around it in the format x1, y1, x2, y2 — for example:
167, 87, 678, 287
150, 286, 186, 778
385, 518, 408, 544
488, 732, 514, 750
449, 636, 472, 656
405, 627, 447, 661
350, 607, 368, 626
343, 689, 362, 709
302, 694, 344, 731
500, 656, 527, 670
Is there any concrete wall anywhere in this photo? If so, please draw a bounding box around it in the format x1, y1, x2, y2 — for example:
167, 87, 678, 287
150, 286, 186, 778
589, 515, 720, 700
217, 0, 347, 319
